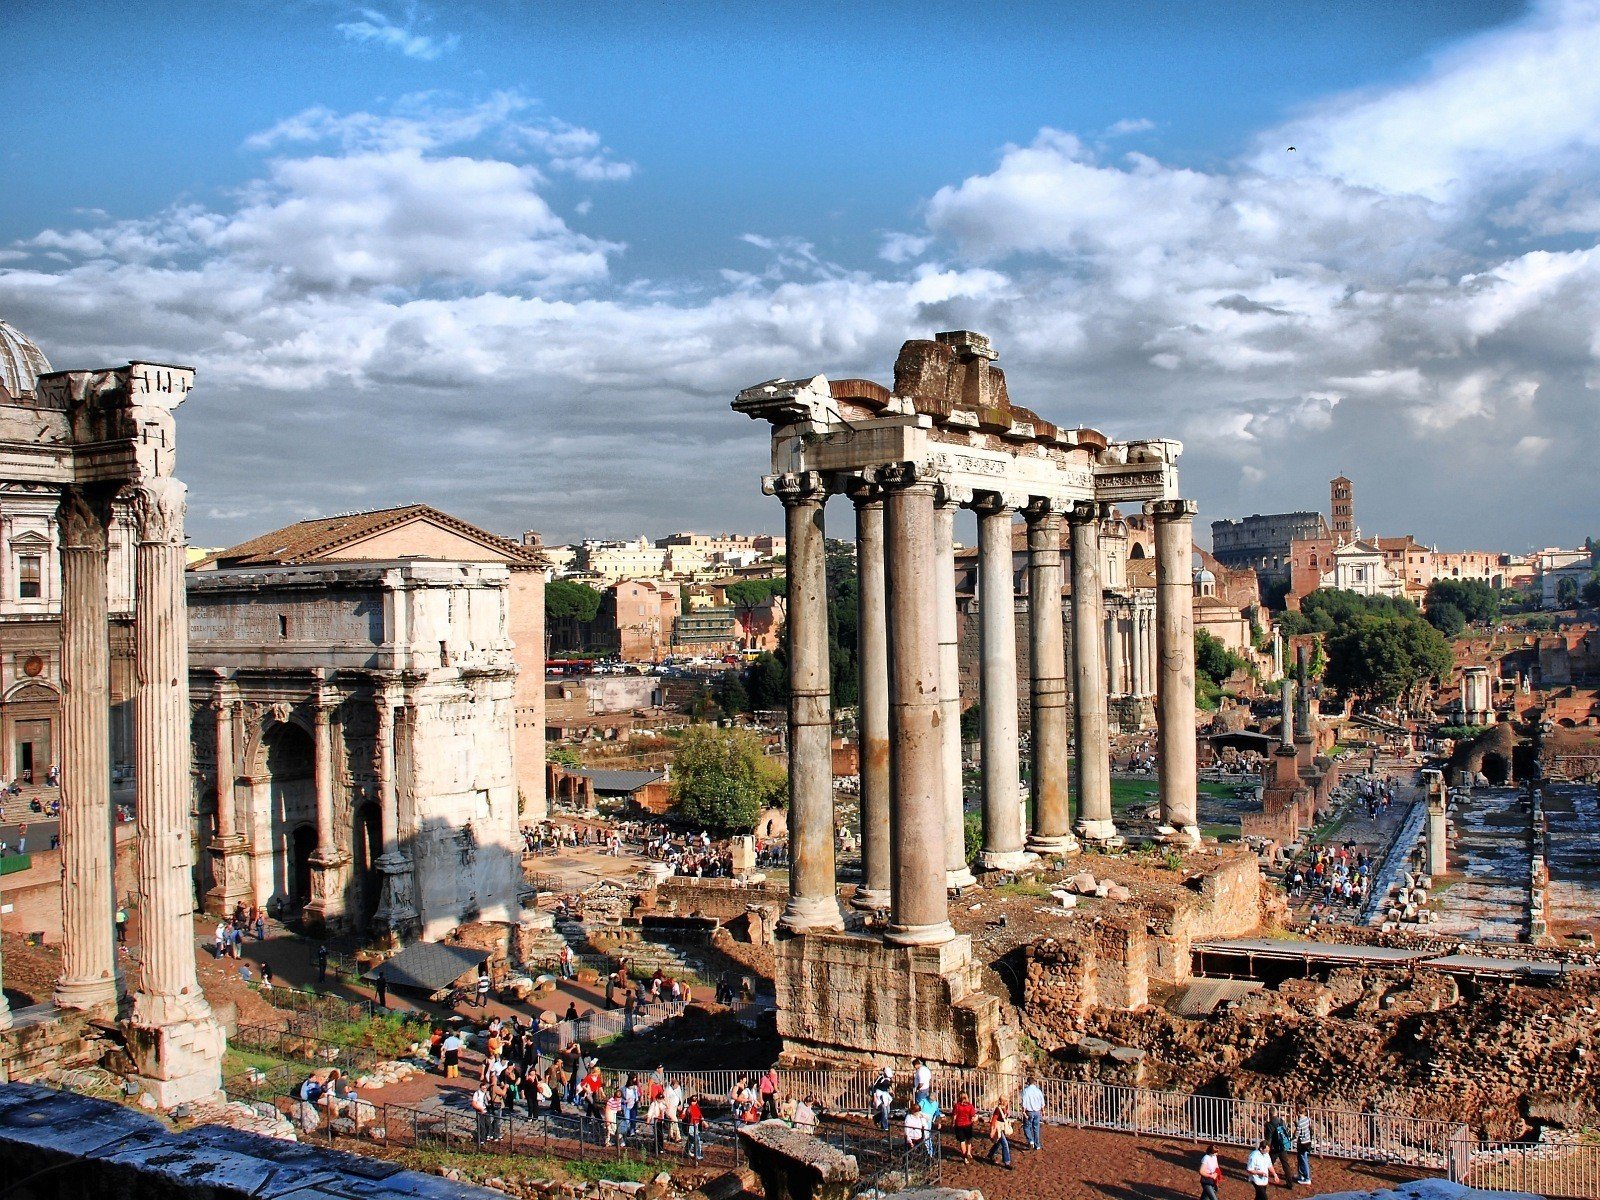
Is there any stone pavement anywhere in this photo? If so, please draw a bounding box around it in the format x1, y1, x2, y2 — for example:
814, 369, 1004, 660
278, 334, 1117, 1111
939, 1128, 1426, 1200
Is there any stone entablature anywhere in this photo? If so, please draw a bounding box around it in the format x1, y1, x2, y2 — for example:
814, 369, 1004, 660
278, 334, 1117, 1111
187, 561, 523, 942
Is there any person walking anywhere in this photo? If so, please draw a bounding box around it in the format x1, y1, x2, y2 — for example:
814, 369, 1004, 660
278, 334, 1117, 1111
686, 1094, 704, 1161
984, 1101, 1013, 1170
1295, 1114, 1313, 1185
951, 1092, 977, 1164
471, 1081, 493, 1148
115, 905, 128, 945
260, 962, 274, 991
373, 970, 388, 1009
912, 1059, 932, 1106
1247, 1140, 1278, 1200
1020, 1075, 1045, 1151
758, 1067, 779, 1120
871, 1071, 894, 1132
1199, 1144, 1223, 1200
1268, 1113, 1296, 1184
476, 971, 492, 1009
315, 943, 329, 984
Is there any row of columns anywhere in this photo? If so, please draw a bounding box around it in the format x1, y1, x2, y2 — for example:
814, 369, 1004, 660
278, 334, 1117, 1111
1108, 602, 1158, 699
772, 467, 1199, 947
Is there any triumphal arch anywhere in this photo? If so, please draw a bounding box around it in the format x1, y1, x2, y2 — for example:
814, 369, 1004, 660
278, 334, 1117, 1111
734, 330, 1198, 1071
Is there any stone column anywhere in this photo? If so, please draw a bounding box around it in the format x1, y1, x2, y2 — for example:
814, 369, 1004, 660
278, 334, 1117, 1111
1069, 502, 1117, 845
1025, 502, 1077, 856
54, 484, 120, 1012
850, 486, 891, 910
1150, 499, 1200, 846
934, 488, 975, 889
882, 467, 954, 946
205, 679, 251, 917
303, 680, 350, 930
126, 478, 225, 1105
773, 471, 843, 934
1133, 608, 1148, 697
372, 683, 418, 939
975, 493, 1032, 870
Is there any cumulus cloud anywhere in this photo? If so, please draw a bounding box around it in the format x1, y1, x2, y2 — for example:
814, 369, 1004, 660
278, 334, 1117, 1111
336, 6, 458, 60
5, 4, 1600, 550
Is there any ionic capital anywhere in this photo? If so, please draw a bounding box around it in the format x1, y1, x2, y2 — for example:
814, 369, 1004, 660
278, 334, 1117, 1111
971, 489, 1028, 515
1067, 499, 1111, 525
935, 481, 973, 510
766, 470, 828, 506
1024, 497, 1070, 521
878, 460, 938, 492
129, 477, 187, 547
1144, 498, 1198, 522
841, 473, 883, 506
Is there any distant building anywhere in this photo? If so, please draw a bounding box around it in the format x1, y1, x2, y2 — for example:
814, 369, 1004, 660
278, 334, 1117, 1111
1330, 475, 1355, 545
1210, 510, 1329, 580
1320, 539, 1406, 598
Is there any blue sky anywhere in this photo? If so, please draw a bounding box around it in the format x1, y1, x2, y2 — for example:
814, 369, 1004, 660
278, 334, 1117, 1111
3, 0, 1596, 550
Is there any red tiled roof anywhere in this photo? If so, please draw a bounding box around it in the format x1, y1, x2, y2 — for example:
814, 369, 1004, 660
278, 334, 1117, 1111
197, 504, 545, 570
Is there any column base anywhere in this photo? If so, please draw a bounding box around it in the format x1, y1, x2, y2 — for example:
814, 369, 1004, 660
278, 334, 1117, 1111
204, 834, 254, 918
373, 851, 420, 940
1158, 824, 1203, 849
302, 849, 352, 932
883, 919, 957, 947
978, 848, 1039, 872
53, 975, 121, 1015
778, 894, 845, 935
850, 886, 891, 911
1076, 818, 1123, 848
1027, 832, 1082, 857
125, 1011, 226, 1108
945, 867, 977, 892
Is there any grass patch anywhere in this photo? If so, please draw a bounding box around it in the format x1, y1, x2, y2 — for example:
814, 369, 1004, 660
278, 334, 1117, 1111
312, 1012, 434, 1057
395, 1146, 663, 1185
993, 879, 1052, 898
224, 1046, 290, 1076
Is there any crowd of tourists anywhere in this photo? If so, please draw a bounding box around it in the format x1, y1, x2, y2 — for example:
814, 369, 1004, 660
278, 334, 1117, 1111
213, 903, 269, 958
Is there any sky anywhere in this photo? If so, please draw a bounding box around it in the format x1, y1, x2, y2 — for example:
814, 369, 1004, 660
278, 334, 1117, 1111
3, 0, 1598, 552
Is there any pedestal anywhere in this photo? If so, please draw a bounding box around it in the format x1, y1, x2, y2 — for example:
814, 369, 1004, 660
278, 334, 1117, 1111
372, 851, 419, 941
302, 850, 351, 932
204, 834, 254, 918
125, 1013, 226, 1107
773, 930, 1018, 1075
1076, 818, 1125, 850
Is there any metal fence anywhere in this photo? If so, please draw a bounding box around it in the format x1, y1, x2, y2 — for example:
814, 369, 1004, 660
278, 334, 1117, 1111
1453, 1138, 1600, 1198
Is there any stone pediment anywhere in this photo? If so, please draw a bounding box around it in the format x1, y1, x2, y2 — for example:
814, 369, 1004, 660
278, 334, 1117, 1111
8, 528, 50, 546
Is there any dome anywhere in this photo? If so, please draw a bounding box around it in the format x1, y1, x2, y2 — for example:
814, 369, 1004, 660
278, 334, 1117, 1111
0, 318, 52, 400
1194, 567, 1216, 584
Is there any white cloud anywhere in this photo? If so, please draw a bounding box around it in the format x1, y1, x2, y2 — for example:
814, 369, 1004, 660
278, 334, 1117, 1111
336, 6, 458, 61
1102, 118, 1155, 138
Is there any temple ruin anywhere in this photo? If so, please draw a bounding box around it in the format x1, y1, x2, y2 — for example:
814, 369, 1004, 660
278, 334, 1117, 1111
734, 330, 1199, 1071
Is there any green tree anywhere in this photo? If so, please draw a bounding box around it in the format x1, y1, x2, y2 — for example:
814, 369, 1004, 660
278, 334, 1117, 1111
1584, 572, 1600, 609
548, 745, 582, 769
1195, 629, 1246, 686
1558, 576, 1582, 609
545, 579, 603, 623
671, 726, 786, 832
1427, 601, 1467, 638
711, 670, 750, 715
743, 650, 789, 710
825, 540, 860, 708
1323, 615, 1453, 704
1426, 578, 1498, 626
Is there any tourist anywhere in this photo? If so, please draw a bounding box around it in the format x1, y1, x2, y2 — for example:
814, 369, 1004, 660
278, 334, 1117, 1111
903, 1104, 929, 1158
1198, 1144, 1223, 1200
559, 943, 574, 979
984, 1101, 1013, 1170
1019, 1074, 1045, 1151
476, 971, 492, 1008
951, 1092, 977, 1163
260, 963, 274, 991
759, 1066, 779, 1120
115, 905, 128, 945
471, 1081, 494, 1147
912, 1059, 931, 1106
1268, 1113, 1296, 1183
686, 1094, 705, 1160
547, 1062, 567, 1114
213, 922, 229, 959
870, 1071, 894, 1132
1295, 1114, 1313, 1185
1247, 1140, 1279, 1199
647, 1090, 667, 1155
315, 943, 329, 983
792, 1094, 818, 1134
372, 969, 387, 1009
663, 1077, 684, 1143
440, 1030, 463, 1078
604, 1089, 622, 1146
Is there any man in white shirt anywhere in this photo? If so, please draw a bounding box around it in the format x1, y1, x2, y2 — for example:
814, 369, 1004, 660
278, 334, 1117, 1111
1019, 1077, 1045, 1150
471, 1083, 493, 1147
1247, 1141, 1274, 1200
912, 1060, 932, 1105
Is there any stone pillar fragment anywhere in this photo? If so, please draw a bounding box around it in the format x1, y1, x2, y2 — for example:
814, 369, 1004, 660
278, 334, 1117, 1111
126, 478, 225, 1105
1150, 499, 1200, 846
1069, 502, 1117, 845
1025, 503, 1077, 855
975, 494, 1032, 870
774, 472, 843, 934
53, 484, 120, 1012
883, 469, 954, 945
934, 491, 975, 889
851, 487, 891, 910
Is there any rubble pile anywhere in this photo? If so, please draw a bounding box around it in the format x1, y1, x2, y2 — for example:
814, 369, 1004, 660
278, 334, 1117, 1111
1023, 954, 1600, 1137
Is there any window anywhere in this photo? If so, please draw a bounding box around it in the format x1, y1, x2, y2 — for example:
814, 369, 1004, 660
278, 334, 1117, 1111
18, 555, 42, 599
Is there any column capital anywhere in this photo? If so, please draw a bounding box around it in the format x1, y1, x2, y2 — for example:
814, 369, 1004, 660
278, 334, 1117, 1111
58, 484, 114, 550
1067, 499, 1114, 524
1144, 498, 1198, 521
211, 680, 240, 710
935, 481, 972, 509
971, 489, 1027, 515
841, 474, 883, 506
128, 477, 187, 546
879, 460, 938, 492
1024, 497, 1069, 520
765, 470, 828, 505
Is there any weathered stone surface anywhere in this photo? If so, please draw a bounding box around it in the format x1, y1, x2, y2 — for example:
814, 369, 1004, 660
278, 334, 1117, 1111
739, 1121, 857, 1200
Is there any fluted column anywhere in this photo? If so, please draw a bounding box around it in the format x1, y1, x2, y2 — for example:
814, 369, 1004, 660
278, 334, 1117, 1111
1070, 502, 1117, 844
303, 679, 350, 929
975, 493, 1032, 870
773, 471, 843, 934
1133, 608, 1148, 697
850, 485, 891, 910
126, 479, 224, 1103
205, 678, 251, 917
1150, 499, 1200, 846
54, 484, 120, 1012
882, 467, 953, 946
934, 488, 975, 889
373, 682, 418, 940
1025, 502, 1077, 855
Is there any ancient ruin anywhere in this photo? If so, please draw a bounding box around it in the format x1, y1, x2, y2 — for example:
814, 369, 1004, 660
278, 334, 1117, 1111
0, 352, 223, 1103
734, 330, 1198, 1071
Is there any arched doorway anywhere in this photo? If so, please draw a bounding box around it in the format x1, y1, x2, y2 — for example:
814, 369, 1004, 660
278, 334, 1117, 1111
353, 801, 382, 928
290, 824, 316, 910
1481, 751, 1510, 785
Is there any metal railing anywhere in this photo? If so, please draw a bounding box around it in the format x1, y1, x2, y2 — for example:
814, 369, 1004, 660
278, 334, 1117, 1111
1453, 1138, 1600, 1198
